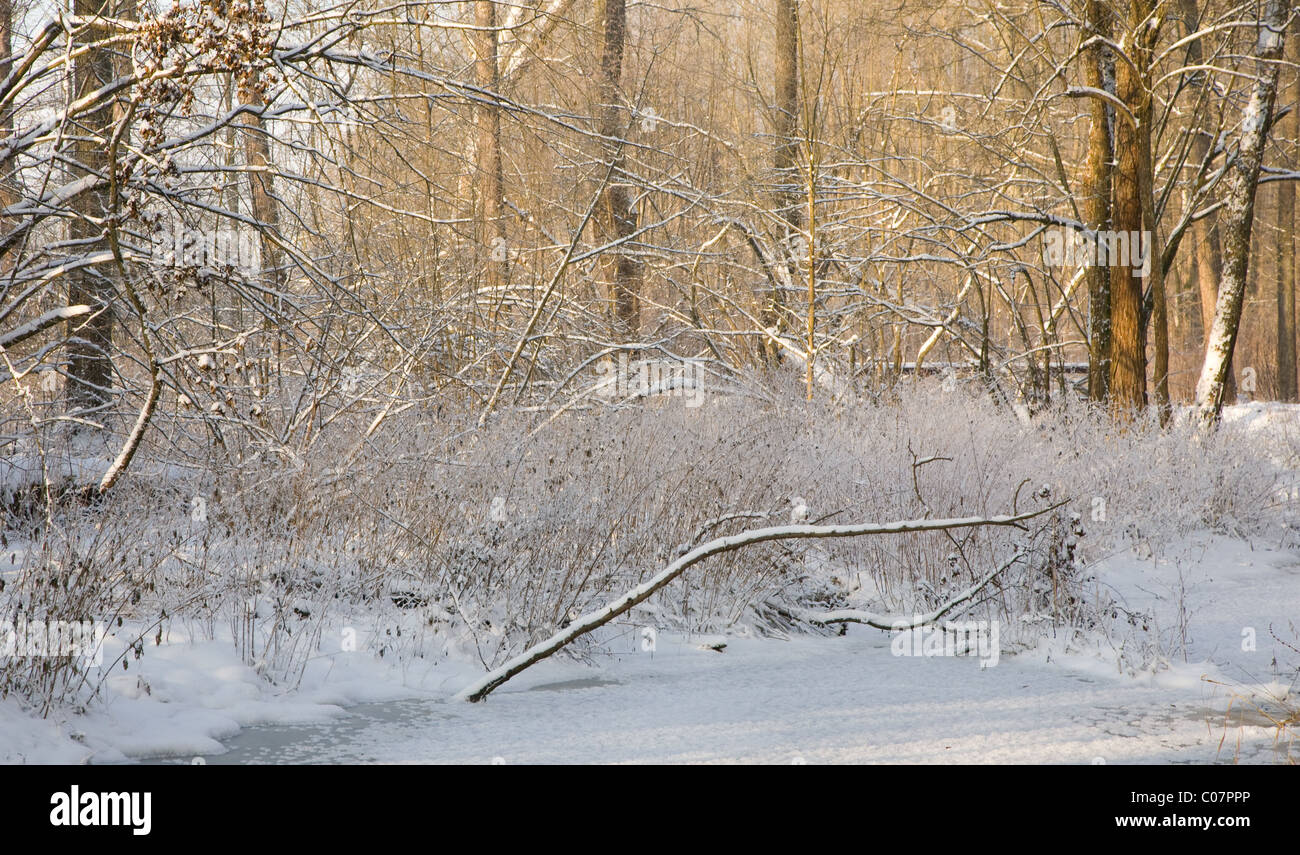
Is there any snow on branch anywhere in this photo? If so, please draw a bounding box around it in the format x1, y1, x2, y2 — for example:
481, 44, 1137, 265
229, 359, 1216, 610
454, 504, 1060, 702
0, 305, 92, 351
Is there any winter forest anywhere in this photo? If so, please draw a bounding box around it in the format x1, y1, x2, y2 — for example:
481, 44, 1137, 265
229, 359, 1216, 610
1, 0, 1298, 765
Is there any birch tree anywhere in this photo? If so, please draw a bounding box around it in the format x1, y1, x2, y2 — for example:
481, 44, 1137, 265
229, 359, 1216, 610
1180, 0, 1236, 403
1195, 0, 1289, 424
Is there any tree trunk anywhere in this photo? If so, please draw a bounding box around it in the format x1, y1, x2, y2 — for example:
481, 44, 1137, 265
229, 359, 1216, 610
65, 0, 117, 414
765, 0, 800, 365
1195, 0, 1288, 424
243, 91, 281, 288
221, 72, 243, 341
0, 0, 14, 212
1181, 0, 1236, 402
1193, 207, 1236, 399
473, 1, 507, 307
1107, 0, 1154, 414
1142, 95, 1170, 424
1083, 0, 1114, 402
241, 85, 284, 389
598, 0, 640, 342
1276, 18, 1297, 402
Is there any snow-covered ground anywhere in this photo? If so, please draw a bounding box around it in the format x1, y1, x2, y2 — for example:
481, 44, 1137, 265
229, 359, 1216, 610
2, 532, 1295, 764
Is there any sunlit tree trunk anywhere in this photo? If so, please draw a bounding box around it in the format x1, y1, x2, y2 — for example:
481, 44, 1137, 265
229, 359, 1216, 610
220, 72, 243, 341
473, 0, 507, 308
1195, 0, 1288, 424
1107, 0, 1155, 414
1276, 18, 1297, 402
1180, 0, 1236, 402
243, 90, 281, 287
765, 0, 800, 366
1143, 106, 1170, 424
598, 0, 640, 342
241, 83, 284, 389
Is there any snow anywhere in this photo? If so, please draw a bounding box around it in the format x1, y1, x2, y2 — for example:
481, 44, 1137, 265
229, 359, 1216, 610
1218, 400, 1300, 433
0, 622, 467, 764
2, 528, 1294, 764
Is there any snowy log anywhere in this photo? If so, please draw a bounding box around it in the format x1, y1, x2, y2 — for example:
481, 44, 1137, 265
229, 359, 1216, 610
454, 505, 1058, 702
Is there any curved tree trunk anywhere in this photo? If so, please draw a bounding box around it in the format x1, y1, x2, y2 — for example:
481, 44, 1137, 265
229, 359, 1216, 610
456, 505, 1057, 702
1181, 0, 1236, 402
1195, 0, 1288, 424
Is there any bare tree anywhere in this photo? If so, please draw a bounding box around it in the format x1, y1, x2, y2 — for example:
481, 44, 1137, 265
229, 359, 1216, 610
0, 0, 14, 213
1277, 15, 1297, 402
1083, 0, 1114, 402
597, 0, 641, 342
1107, 0, 1157, 413
1180, 0, 1236, 403
764, 0, 800, 366
1195, 0, 1289, 424
474, 0, 507, 310
64, 1, 118, 416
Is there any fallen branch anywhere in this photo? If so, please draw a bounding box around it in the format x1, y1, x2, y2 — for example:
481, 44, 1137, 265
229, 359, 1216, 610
454, 504, 1060, 702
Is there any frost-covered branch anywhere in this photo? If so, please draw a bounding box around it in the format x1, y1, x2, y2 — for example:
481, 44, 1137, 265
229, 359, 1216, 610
0, 305, 91, 350
454, 505, 1060, 702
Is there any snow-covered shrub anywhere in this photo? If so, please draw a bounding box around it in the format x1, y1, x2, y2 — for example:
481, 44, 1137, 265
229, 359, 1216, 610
0, 490, 161, 714
283, 382, 1281, 667
1, 377, 1288, 709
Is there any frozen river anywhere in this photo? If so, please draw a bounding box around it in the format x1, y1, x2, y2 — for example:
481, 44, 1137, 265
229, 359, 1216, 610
160, 632, 1288, 764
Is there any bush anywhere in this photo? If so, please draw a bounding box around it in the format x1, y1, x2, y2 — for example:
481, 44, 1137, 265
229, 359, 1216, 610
0, 379, 1287, 711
